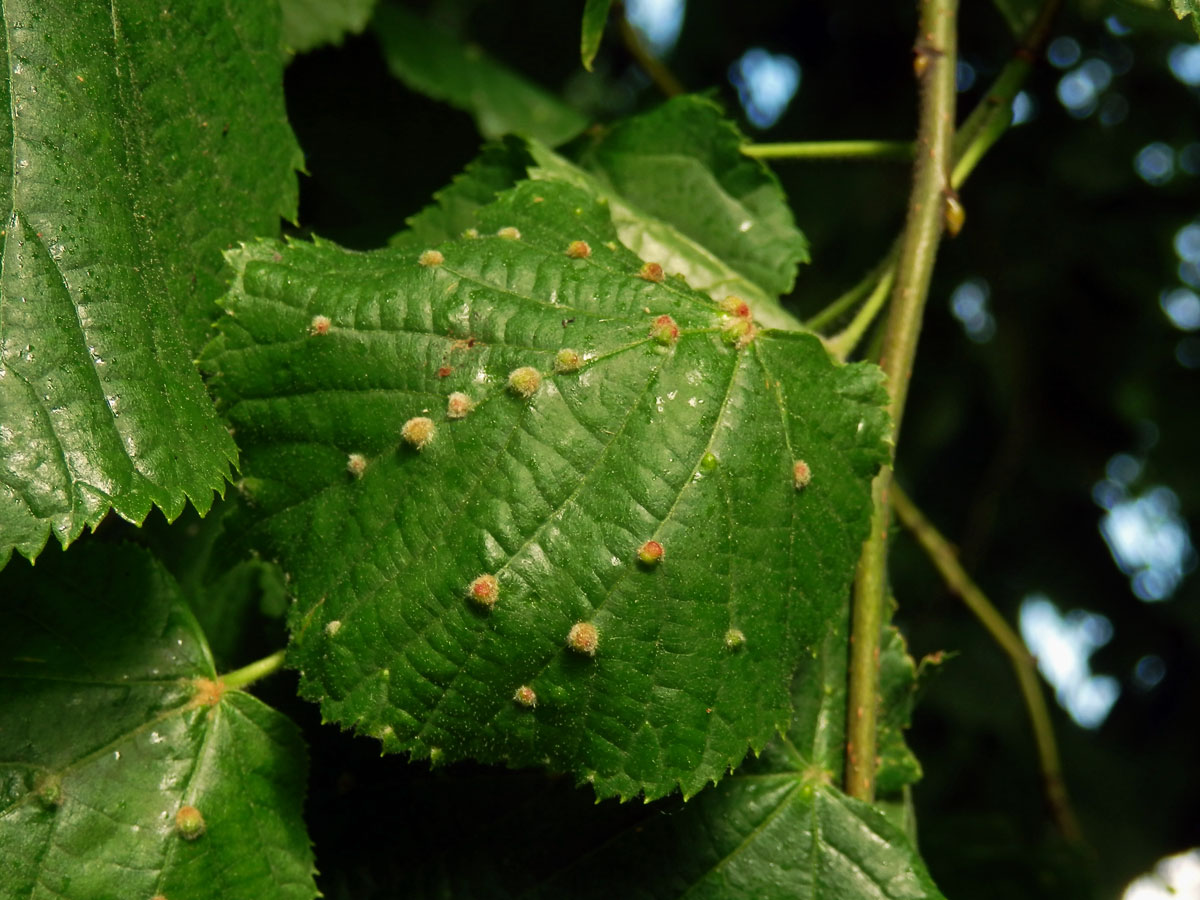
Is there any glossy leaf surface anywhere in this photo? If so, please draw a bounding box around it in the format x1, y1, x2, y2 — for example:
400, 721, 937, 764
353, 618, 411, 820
204, 179, 889, 800
0, 544, 316, 900
0, 0, 302, 565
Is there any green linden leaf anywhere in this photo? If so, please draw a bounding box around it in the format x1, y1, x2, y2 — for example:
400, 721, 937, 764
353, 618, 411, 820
581, 0, 614, 71
0, 0, 303, 566
395, 138, 534, 251
281, 0, 378, 53
372, 4, 589, 147
0, 543, 316, 900
317, 599, 943, 899
203, 178, 889, 801
390, 99, 807, 330
572, 95, 811, 299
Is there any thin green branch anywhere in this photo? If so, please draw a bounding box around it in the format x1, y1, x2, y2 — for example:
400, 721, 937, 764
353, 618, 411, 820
742, 140, 913, 161
222, 650, 287, 691
617, 3, 683, 97
845, 0, 958, 802
805, 252, 897, 332
890, 483, 1083, 843
826, 267, 895, 360
805, 0, 1061, 339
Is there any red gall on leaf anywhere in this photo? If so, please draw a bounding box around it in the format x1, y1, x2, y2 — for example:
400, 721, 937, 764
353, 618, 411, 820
793, 459, 812, 490
721, 316, 755, 348
468, 574, 499, 609
346, 453, 368, 478
401, 416, 436, 449
649, 315, 679, 346
554, 348, 582, 374
308, 314, 331, 336
566, 622, 599, 657
175, 805, 206, 841
565, 240, 591, 259
638, 261, 665, 283
513, 685, 538, 708
637, 540, 664, 565
720, 295, 751, 318
446, 391, 474, 419
508, 366, 542, 398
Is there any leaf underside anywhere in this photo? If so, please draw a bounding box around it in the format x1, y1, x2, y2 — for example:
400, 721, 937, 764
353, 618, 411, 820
0, 544, 316, 900
572, 95, 811, 299
204, 178, 889, 801
0, 0, 302, 566
280, 0, 378, 53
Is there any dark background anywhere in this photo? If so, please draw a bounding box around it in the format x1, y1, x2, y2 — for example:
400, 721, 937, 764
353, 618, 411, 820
266, 1, 1200, 897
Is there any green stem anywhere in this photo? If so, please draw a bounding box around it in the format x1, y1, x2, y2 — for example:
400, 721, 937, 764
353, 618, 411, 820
826, 267, 896, 361
805, 251, 898, 332
805, 0, 1060, 336
222, 650, 287, 691
845, 0, 958, 802
890, 484, 1083, 843
742, 140, 913, 161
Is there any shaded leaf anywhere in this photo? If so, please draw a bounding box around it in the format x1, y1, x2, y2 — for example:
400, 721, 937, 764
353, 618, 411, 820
136, 497, 289, 671
204, 178, 889, 800
581, 0, 613, 71
318, 595, 943, 899
372, 4, 589, 146
573, 95, 810, 298
0, 0, 302, 565
0, 544, 316, 900
876, 625, 924, 794
281, 0, 378, 52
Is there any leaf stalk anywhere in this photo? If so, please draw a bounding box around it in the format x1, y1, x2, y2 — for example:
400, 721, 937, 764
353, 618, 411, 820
742, 140, 913, 161
222, 650, 287, 691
